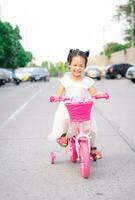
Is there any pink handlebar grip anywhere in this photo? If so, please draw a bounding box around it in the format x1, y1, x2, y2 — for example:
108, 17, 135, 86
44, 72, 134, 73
104, 93, 109, 100
93, 92, 109, 100
50, 96, 56, 102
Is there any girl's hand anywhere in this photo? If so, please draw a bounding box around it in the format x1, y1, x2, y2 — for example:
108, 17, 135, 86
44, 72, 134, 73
50, 96, 62, 102
92, 91, 104, 97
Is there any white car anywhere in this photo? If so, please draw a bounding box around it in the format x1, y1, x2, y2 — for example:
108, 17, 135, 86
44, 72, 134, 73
85, 67, 102, 80
15, 68, 30, 81
0, 68, 12, 86
29, 68, 50, 82
126, 66, 135, 83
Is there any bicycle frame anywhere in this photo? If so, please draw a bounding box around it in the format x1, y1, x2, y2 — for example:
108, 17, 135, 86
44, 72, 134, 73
50, 93, 109, 178
66, 102, 94, 178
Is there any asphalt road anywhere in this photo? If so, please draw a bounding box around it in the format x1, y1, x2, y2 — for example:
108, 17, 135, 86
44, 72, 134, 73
0, 78, 135, 200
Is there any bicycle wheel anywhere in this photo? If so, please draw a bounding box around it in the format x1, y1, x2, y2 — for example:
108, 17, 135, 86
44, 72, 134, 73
79, 141, 90, 178
69, 138, 78, 162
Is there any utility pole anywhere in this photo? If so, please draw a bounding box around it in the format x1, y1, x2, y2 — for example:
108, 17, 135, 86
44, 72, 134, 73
0, 0, 2, 21
102, 25, 106, 66
131, 0, 135, 47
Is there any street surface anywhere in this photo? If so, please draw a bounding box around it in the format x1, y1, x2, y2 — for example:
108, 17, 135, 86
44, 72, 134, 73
0, 78, 135, 200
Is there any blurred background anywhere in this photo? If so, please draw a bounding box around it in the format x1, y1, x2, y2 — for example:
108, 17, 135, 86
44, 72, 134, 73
0, 0, 135, 86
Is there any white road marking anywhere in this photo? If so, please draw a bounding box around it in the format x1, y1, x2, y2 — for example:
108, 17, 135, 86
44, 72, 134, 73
0, 89, 42, 130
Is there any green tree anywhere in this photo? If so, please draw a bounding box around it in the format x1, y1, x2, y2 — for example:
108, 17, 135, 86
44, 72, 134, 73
49, 62, 58, 77
41, 60, 68, 77
0, 21, 33, 69
101, 42, 130, 57
41, 61, 49, 69
114, 0, 135, 45
56, 62, 68, 77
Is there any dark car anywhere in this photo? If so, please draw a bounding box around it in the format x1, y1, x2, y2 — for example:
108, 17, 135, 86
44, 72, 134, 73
105, 63, 133, 79
85, 67, 102, 80
29, 68, 50, 82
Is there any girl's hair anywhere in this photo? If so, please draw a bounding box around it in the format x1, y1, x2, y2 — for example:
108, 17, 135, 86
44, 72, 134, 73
67, 49, 90, 67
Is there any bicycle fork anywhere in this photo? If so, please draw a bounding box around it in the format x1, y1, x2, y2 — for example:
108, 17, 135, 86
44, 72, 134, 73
75, 133, 91, 158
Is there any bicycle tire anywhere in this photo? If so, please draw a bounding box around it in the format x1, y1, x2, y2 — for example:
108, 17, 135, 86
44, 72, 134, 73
79, 141, 90, 178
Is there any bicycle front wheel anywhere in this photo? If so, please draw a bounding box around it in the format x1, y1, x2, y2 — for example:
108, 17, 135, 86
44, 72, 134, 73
79, 141, 90, 178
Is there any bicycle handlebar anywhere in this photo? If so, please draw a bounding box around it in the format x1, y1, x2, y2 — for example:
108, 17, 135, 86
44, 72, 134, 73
50, 93, 109, 102
92, 92, 109, 100
50, 96, 70, 102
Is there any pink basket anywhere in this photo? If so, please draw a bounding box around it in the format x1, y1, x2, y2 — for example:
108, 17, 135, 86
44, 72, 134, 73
65, 101, 94, 122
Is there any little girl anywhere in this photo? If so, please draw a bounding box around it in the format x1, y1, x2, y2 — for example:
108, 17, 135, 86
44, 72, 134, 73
48, 49, 105, 159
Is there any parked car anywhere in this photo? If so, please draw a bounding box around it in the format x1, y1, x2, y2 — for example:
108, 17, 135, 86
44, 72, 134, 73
0, 68, 11, 86
29, 68, 50, 82
11, 70, 22, 85
105, 63, 133, 79
15, 68, 30, 81
126, 66, 135, 83
85, 67, 102, 80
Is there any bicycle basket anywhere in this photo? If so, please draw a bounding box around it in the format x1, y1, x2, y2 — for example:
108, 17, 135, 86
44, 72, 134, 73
65, 101, 94, 122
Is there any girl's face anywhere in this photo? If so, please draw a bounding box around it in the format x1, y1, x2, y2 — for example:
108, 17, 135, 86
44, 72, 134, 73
69, 55, 86, 78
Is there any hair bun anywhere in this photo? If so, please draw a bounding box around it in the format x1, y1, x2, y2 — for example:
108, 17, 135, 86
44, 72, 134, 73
85, 50, 90, 58
69, 49, 74, 54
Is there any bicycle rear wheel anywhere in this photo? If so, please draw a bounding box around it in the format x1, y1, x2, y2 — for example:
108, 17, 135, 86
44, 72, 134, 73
79, 141, 90, 178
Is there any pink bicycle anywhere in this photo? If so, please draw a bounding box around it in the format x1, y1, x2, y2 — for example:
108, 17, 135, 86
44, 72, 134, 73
50, 93, 109, 178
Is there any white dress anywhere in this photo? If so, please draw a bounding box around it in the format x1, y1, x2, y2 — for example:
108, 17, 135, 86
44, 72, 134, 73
48, 73, 98, 141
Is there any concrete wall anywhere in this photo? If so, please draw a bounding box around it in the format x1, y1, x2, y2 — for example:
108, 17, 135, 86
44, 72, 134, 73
88, 47, 135, 67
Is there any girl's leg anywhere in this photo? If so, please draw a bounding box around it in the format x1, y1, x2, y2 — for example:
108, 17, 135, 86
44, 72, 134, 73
48, 102, 69, 141
90, 131, 97, 147
90, 130, 102, 160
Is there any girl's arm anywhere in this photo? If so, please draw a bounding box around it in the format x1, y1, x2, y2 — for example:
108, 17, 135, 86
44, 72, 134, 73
88, 85, 104, 97
54, 83, 65, 97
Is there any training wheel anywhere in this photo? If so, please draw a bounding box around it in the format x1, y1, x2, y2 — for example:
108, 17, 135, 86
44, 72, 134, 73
50, 152, 56, 164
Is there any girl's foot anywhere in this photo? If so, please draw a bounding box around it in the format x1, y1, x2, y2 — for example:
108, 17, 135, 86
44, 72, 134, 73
91, 147, 102, 160
57, 133, 68, 147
